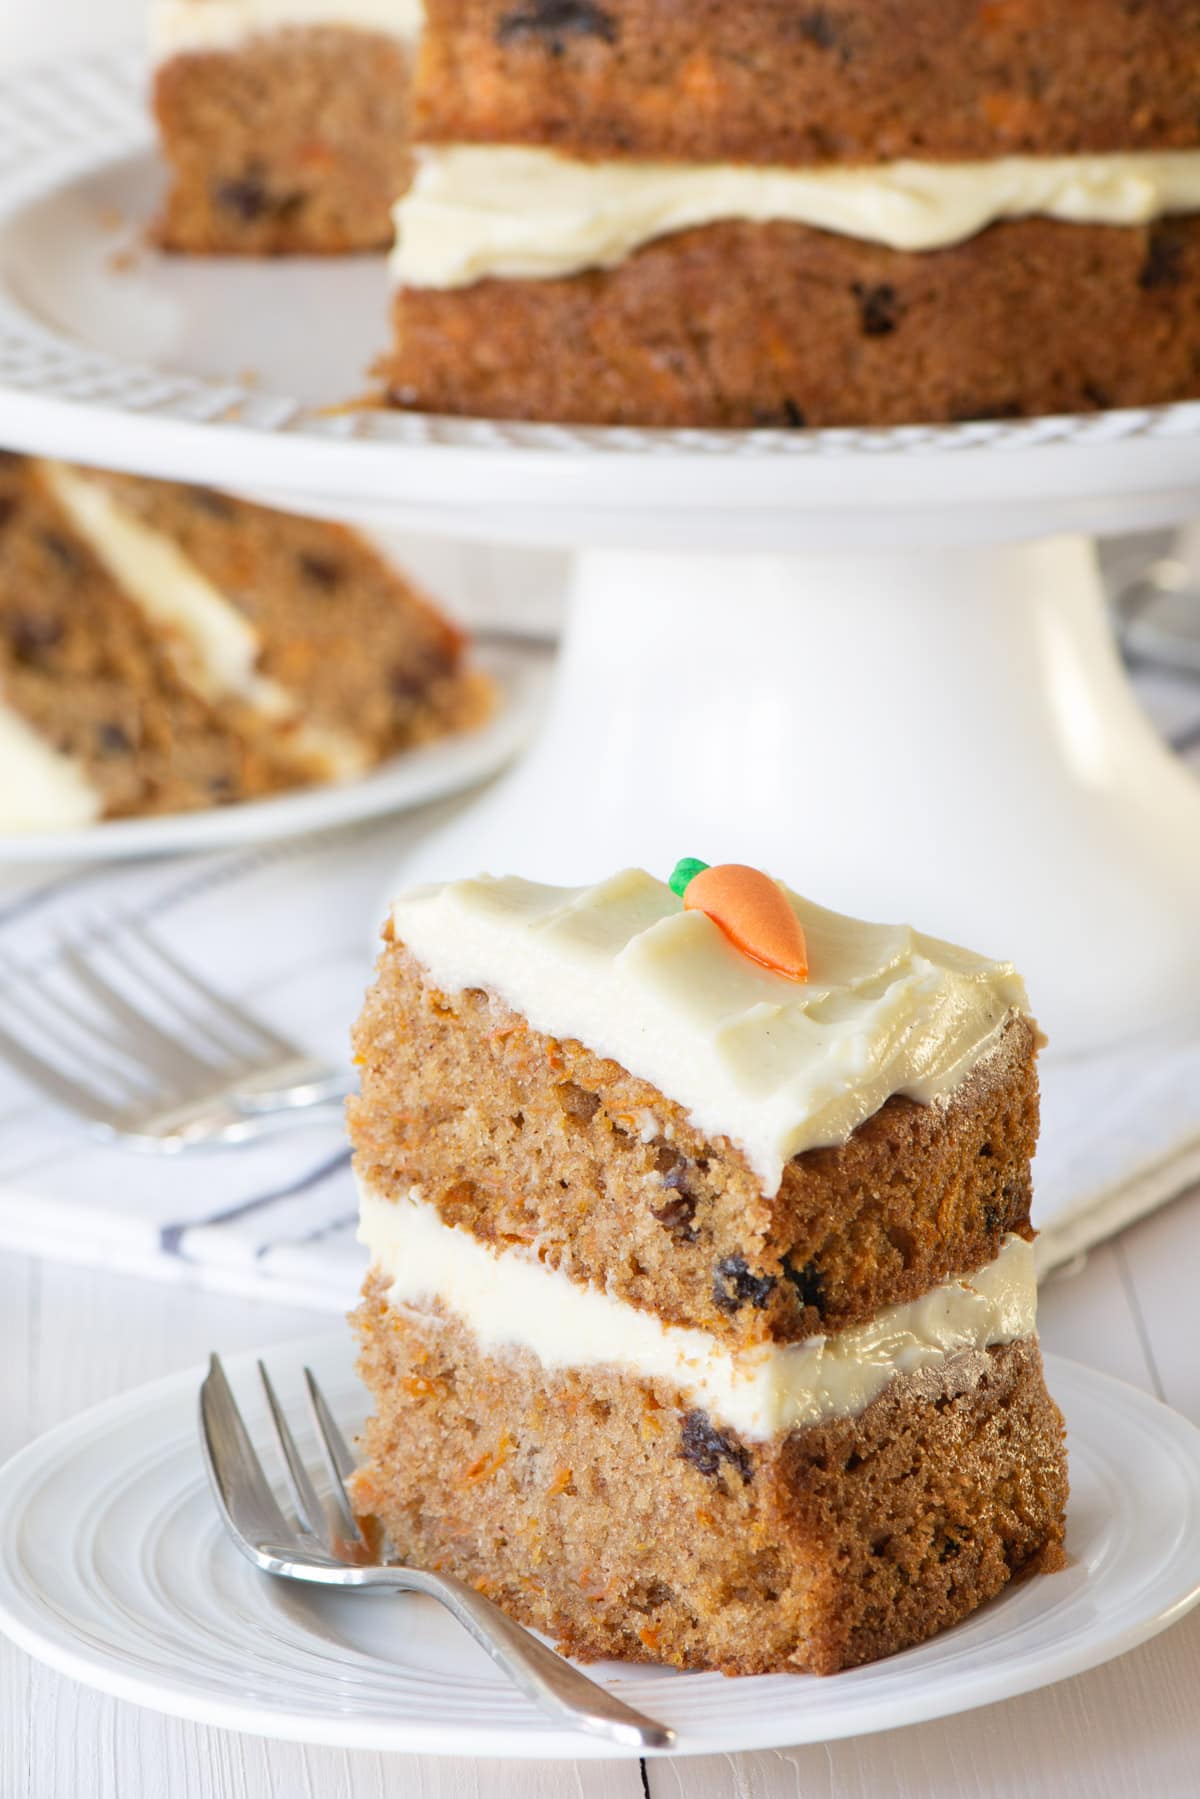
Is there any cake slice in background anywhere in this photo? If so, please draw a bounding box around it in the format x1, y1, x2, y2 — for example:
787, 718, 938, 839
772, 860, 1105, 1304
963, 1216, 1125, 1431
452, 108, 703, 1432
384, 0, 1200, 425
349, 862, 1067, 1676
0, 455, 489, 829
152, 1, 421, 253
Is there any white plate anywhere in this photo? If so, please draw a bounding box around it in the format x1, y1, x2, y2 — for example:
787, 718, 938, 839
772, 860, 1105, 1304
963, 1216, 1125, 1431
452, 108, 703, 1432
0, 642, 547, 863
5, 53, 1200, 548
0, 1343, 1197, 1761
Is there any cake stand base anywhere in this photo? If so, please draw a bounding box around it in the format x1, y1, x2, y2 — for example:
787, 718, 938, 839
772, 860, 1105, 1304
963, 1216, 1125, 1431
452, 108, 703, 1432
399, 534, 1200, 1051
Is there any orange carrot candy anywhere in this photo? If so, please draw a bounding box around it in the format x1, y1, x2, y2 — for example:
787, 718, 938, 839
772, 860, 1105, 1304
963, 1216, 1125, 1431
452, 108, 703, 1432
668, 858, 809, 982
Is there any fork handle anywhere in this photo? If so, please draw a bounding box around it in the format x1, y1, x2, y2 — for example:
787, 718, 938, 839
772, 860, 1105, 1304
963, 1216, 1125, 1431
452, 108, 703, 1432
132, 1098, 350, 1151
232, 1070, 351, 1113
353, 1565, 674, 1749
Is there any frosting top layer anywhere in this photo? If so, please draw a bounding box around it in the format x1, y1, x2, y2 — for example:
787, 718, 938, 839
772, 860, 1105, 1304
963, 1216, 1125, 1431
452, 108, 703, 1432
151, 0, 422, 57
389, 869, 1028, 1194
391, 145, 1200, 289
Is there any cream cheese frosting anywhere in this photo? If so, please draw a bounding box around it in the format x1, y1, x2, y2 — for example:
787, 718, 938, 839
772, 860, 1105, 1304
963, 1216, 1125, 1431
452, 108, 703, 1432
388, 868, 1028, 1196
0, 703, 101, 832
359, 1182, 1036, 1440
391, 144, 1200, 289
41, 465, 368, 782
150, 0, 423, 57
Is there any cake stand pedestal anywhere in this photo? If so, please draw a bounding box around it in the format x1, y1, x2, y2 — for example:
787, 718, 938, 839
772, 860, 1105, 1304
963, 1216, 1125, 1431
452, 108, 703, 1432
393, 531, 1200, 1051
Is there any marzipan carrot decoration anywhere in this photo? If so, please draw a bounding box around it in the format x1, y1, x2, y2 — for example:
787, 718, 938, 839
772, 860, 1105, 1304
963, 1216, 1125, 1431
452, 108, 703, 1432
668, 859, 809, 981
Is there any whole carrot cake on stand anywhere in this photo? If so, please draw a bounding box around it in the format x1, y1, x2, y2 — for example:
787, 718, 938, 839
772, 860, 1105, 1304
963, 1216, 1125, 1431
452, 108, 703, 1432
382, 0, 1200, 426
0, 456, 488, 829
349, 859, 1067, 1675
152, 0, 422, 252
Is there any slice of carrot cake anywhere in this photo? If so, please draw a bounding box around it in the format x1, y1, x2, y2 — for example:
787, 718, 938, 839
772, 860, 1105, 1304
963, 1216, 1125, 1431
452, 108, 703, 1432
0, 455, 488, 829
152, 1, 422, 252
349, 861, 1067, 1676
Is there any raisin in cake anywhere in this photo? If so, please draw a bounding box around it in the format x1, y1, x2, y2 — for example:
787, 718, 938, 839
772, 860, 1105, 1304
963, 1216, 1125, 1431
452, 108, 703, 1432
382, 0, 1200, 426
348, 861, 1067, 1676
152, 1, 421, 252
0, 456, 488, 829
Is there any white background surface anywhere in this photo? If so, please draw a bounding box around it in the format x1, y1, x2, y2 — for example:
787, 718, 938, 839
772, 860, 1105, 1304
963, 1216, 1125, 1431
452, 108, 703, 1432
1, 7, 1199, 1795
1, 0, 144, 66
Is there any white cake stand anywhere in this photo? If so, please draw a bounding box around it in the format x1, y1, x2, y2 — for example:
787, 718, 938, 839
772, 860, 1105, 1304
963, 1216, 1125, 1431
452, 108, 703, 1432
3, 53, 1200, 1049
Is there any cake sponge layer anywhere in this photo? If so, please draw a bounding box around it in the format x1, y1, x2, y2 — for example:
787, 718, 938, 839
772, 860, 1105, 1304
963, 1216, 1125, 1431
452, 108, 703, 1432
349, 940, 1038, 1349
353, 1286, 1067, 1675
385, 213, 1200, 428
414, 0, 1200, 166
155, 25, 413, 253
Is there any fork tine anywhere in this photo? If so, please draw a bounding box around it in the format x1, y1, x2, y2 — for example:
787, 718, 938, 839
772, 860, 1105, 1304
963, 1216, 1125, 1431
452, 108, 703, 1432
131, 922, 296, 1060
0, 956, 161, 1092
0, 926, 335, 1147
101, 926, 265, 1067
199, 1355, 295, 1551
257, 1361, 333, 1551
304, 1366, 368, 1547
0, 1019, 123, 1124
57, 938, 225, 1086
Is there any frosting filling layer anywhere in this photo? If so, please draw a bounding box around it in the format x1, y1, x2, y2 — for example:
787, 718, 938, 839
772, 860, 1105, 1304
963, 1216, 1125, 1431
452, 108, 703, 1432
151, 0, 422, 56
391, 145, 1200, 289
388, 869, 1028, 1195
359, 1182, 1037, 1440
0, 703, 101, 832
42, 465, 368, 781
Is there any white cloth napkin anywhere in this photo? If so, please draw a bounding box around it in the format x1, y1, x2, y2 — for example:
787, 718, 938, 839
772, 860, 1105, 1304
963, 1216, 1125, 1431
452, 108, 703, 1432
0, 664, 1197, 1312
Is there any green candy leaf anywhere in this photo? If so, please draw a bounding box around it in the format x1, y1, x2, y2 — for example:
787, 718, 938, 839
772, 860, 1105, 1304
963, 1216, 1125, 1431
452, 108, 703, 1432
668, 857, 709, 899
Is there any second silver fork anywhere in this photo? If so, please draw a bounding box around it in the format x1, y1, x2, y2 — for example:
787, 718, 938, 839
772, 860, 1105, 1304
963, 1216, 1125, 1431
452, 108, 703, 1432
0, 917, 349, 1151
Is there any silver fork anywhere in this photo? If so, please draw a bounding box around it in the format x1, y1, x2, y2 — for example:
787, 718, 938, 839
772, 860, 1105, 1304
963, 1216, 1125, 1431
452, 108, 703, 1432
200, 1354, 674, 1752
0, 918, 349, 1151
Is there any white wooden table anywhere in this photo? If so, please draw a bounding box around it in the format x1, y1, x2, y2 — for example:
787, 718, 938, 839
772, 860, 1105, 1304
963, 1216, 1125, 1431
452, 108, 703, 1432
3, 1184, 1198, 1799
